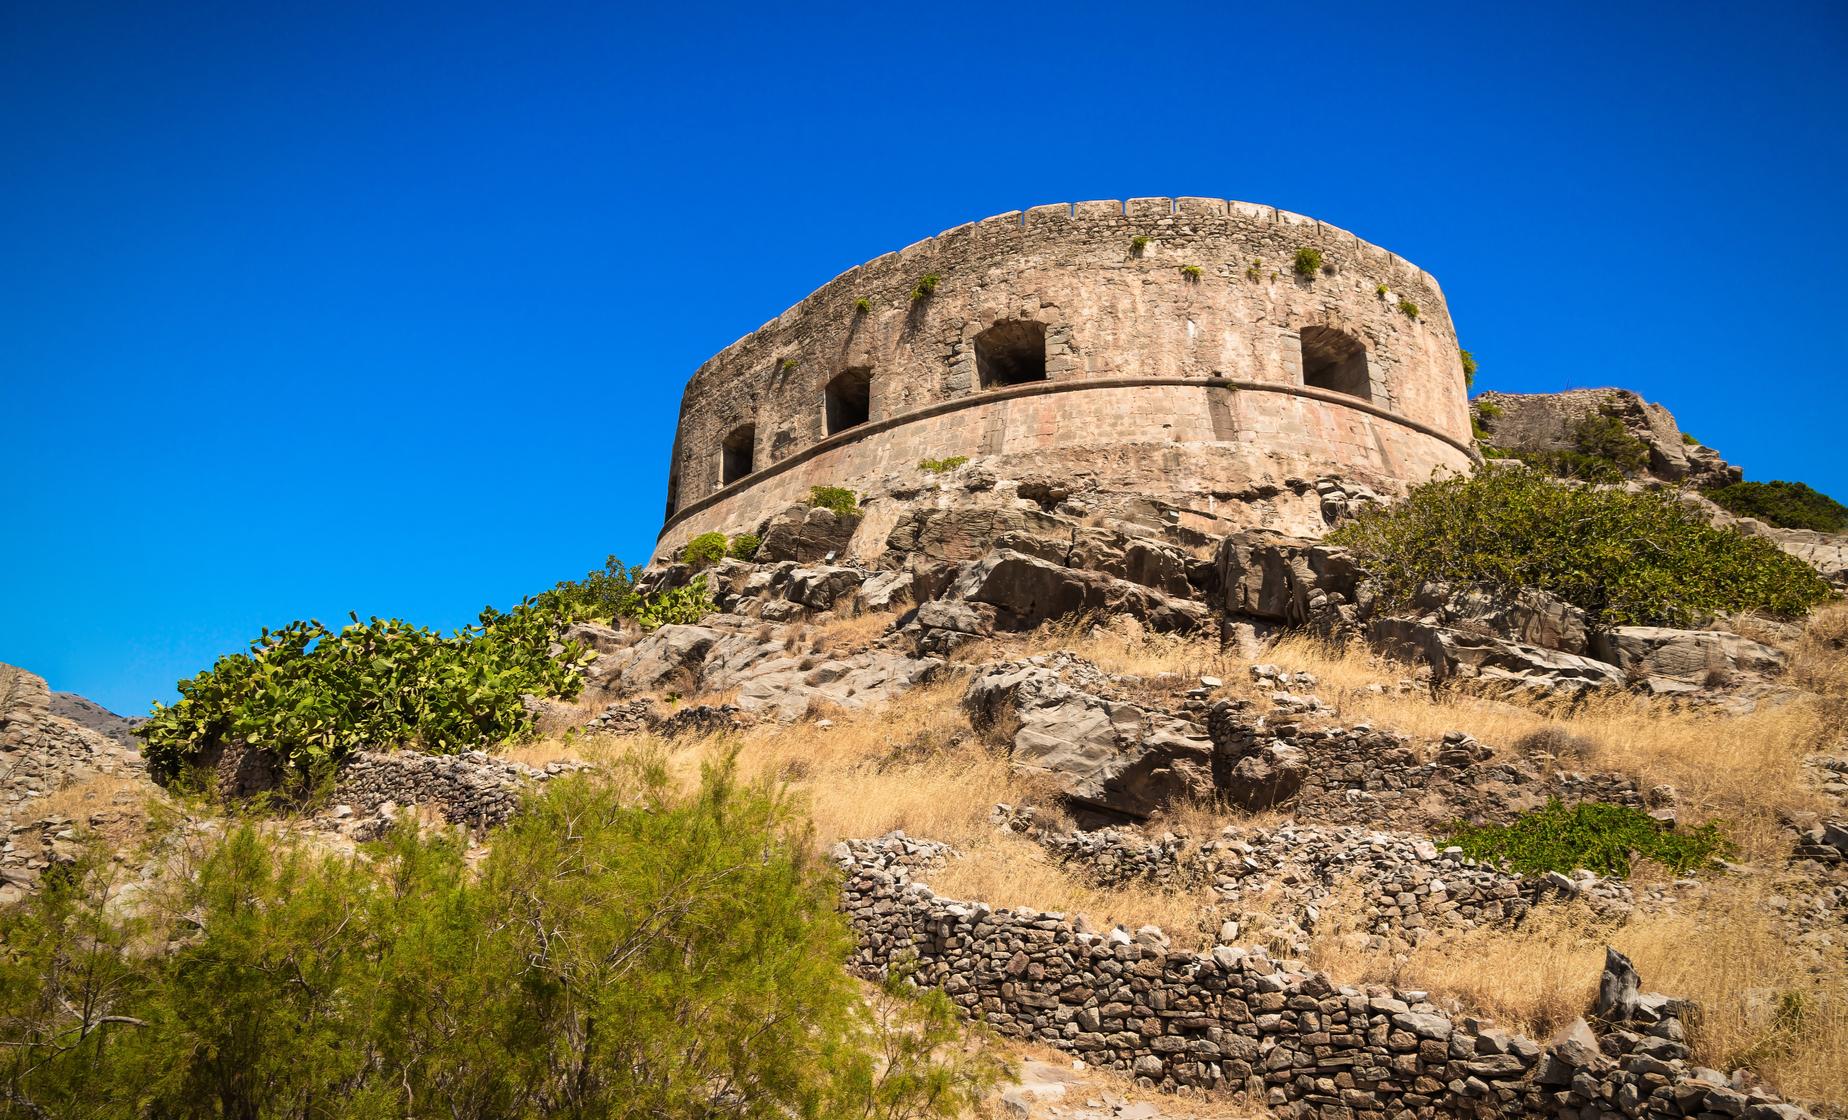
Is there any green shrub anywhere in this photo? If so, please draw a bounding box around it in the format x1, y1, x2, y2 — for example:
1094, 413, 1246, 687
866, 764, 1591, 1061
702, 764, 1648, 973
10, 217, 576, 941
1376, 282, 1389, 297
853, 296, 871, 314
631, 574, 716, 630
910, 273, 940, 300
138, 599, 595, 779
808, 485, 859, 516
1705, 480, 1848, 533
1246, 259, 1263, 281
1326, 467, 1833, 627
1130, 235, 1151, 254
779, 356, 798, 373
1496, 409, 1651, 483
1398, 298, 1419, 319
1179, 264, 1202, 281
727, 532, 762, 560
1293, 247, 1323, 277
918, 455, 969, 474
681, 531, 729, 569
1681, 431, 1699, 446
0, 765, 1001, 1118
1460, 348, 1478, 388
1445, 799, 1729, 877
551, 554, 639, 618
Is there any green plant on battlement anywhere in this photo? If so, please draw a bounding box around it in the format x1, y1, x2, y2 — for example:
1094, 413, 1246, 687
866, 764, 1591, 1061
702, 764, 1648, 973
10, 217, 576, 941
918, 455, 968, 474
1179, 264, 1202, 281
1129, 235, 1151, 255
1398, 298, 1420, 320
853, 296, 871, 314
1293, 247, 1323, 277
1377, 282, 1389, 297
808, 485, 859, 516
779, 357, 799, 373
910, 273, 940, 301
1445, 800, 1729, 877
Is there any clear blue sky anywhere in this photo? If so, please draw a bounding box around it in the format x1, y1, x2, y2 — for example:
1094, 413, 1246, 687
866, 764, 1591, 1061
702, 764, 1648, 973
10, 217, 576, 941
4, 1, 1845, 716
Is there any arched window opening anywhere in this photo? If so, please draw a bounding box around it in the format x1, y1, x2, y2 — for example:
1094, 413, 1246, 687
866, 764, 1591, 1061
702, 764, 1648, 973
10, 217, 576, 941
1299, 326, 1371, 401
825, 367, 872, 435
975, 321, 1047, 388
720, 423, 755, 486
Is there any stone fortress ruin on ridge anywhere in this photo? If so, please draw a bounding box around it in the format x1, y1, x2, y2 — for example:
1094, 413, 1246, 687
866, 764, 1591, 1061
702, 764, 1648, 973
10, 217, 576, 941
656, 197, 1477, 558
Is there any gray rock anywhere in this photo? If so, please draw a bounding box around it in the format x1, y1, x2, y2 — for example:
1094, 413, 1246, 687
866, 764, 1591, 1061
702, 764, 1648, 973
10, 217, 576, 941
1595, 946, 1641, 1023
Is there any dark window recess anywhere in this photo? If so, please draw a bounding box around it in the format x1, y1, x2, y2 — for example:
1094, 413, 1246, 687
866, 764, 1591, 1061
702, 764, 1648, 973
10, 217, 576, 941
720, 424, 755, 485
664, 470, 680, 520
1299, 326, 1371, 401
974, 321, 1048, 388
825, 368, 872, 434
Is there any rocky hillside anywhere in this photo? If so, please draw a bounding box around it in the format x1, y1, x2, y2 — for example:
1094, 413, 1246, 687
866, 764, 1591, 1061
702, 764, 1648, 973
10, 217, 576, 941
6, 393, 1848, 1119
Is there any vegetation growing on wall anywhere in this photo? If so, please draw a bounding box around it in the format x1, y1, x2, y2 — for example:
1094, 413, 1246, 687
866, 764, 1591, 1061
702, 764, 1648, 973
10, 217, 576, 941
910, 273, 940, 301
808, 485, 859, 516
1705, 480, 1848, 533
1397, 298, 1420, 320
1445, 800, 1729, 877
918, 456, 968, 474
0, 766, 1002, 1118
1460, 348, 1477, 389
1129, 235, 1150, 255
1179, 264, 1202, 281
681, 531, 729, 569
1293, 247, 1323, 277
728, 531, 762, 560
1326, 467, 1834, 628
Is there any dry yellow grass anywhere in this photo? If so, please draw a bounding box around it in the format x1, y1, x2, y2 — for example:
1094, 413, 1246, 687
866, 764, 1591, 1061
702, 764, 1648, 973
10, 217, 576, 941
1311, 879, 1848, 1108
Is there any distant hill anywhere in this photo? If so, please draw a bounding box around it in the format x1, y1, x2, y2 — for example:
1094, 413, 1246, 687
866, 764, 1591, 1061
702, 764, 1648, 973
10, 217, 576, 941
48, 689, 143, 752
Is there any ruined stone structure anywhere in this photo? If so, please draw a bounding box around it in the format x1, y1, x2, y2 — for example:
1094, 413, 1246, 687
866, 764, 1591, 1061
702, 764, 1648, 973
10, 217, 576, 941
657, 199, 1476, 556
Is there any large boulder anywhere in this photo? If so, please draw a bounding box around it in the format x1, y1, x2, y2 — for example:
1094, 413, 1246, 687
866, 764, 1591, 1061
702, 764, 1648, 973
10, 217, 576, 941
953, 550, 1207, 634
1368, 616, 1627, 697
1590, 626, 1788, 689
585, 623, 724, 694
1404, 581, 1591, 656
1215, 531, 1363, 627
963, 656, 1213, 818
756, 504, 861, 563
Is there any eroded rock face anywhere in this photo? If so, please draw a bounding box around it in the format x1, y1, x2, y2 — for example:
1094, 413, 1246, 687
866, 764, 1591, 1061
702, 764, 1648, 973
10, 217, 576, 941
1367, 616, 1629, 698
756, 504, 862, 563
1591, 627, 1788, 690
963, 655, 1212, 818
953, 551, 1208, 636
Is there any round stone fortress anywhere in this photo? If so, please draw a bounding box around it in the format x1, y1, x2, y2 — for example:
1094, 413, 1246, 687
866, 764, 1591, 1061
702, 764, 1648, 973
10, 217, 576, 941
657, 197, 1476, 557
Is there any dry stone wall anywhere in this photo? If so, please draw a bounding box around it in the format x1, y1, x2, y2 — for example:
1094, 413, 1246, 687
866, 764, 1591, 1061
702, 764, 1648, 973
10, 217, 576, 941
659, 199, 1474, 555
836, 834, 1817, 1120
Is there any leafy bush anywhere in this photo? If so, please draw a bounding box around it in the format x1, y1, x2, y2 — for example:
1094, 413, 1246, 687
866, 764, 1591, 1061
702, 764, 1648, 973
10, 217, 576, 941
1179, 264, 1202, 281
1326, 467, 1834, 627
910, 273, 940, 300
1460, 348, 1478, 388
1293, 247, 1323, 277
1398, 298, 1420, 319
727, 532, 762, 560
1705, 480, 1848, 533
0, 765, 1002, 1118
138, 598, 595, 779
550, 553, 639, 618
809, 485, 859, 516
681, 531, 729, 569
631, 575, 715, 630
918, 455, 968, 474
1445, 799, 1729, 877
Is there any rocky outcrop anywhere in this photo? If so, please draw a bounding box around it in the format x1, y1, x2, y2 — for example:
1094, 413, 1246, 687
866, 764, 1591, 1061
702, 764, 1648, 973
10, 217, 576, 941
950, 550, 1208, 636
1, 664, 156, 904
756, 503, 862, 563
963, 655, 1213, 819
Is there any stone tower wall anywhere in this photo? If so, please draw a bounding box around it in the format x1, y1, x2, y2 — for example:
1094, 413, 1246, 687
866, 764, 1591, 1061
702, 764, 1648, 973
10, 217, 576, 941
658, 198, 1474, 553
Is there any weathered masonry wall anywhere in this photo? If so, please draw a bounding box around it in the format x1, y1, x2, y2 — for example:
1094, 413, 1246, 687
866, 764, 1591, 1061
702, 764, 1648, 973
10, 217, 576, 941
837, 836, 1816, 1120
659, 198, 1471, 548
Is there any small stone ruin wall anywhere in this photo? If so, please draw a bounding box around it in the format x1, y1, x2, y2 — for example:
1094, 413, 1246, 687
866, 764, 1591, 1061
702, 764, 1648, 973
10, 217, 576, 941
333, 749, 589, 838
837, 835, 1815, 1120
